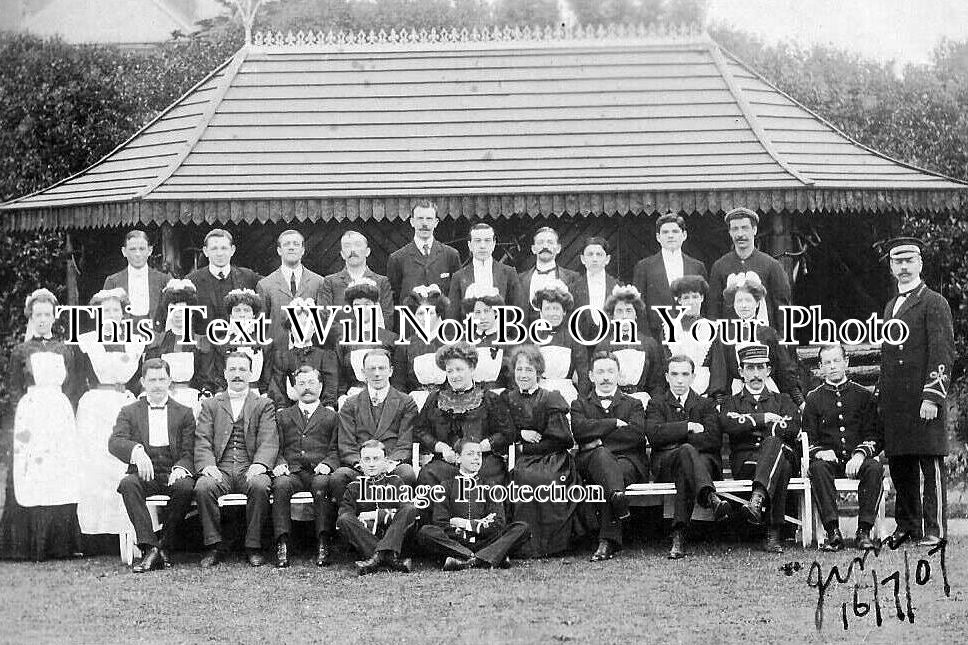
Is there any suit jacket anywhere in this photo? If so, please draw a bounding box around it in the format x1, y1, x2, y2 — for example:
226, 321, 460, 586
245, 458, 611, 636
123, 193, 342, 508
447, 260, 525, 319
256, 266, 326, 346
632, 252, 707, 336
570, 390, 649, 479
274, 403, 340, 473
387, 240, 461, 305
878, 282, 955, 456
570, 271, 621, 342
645, 389, 721, 466
338, 386, 418, 465
102, 266, 172, 323
109, 397, 196, 475
319, 267, 394, 329
518, 265, 582, 322
186, 265, 262, 325
194, 390, 278, 470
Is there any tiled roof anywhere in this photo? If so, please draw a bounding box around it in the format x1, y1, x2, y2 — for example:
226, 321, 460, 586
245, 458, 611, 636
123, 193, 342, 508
3, 24, 964, 229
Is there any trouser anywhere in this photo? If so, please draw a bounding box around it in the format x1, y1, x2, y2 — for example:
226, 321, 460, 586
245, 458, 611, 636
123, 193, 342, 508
653, 445, 720, 528
415, 454, 506, 487
329, 464, 417, 508
336, 504, 419, 558
117, 473, 195, 550
889, 454, 947, 539
194, 464, 271, 549
809, 457, 884, 532
576, 447, 640, 545
732, 436, 795, 527
418, 521, 531, 566
271, 470, 335, 540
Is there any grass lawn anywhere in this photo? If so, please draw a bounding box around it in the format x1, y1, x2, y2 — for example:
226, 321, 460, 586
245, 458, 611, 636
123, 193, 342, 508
1, 533, 965, 644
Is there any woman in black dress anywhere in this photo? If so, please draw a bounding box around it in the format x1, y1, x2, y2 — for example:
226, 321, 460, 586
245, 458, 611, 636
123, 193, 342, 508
0, 288, 82, 560
502, 344, 580, 557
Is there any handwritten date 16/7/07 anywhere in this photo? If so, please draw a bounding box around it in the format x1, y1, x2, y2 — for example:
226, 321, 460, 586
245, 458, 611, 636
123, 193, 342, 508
791, 540, 950, 631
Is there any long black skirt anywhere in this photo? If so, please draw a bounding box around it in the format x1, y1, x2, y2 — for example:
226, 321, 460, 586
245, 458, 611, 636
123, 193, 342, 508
511, 451, 581, 558
0, 471, 80, 561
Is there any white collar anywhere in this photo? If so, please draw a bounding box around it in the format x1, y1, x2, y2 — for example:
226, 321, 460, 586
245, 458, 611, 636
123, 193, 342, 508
825, 377, 848, 387
414, 236, 434, 248
534, 260, 557, 272
473, 257, 493, 268
127, 264, 148, 275
281, 264, 302, 278
596, 389, 617, 399
586, 270, 605, 282
661, 248, 683, 260
145, 395, 170, 408
227, 388, 248, 400
299, 400, 319, 413
898, 280, 922, 296
367, 385, 389, 403
209, 264, 231, 278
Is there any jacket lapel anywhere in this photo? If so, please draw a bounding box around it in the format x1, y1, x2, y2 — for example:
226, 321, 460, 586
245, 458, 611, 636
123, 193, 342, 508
375, 390, 401, 438
893, 283, 924, 320
216, 393, 234, 457
165, 402, 181, 456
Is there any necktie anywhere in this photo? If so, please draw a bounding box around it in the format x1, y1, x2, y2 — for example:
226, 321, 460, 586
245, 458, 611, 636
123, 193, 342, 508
422, 243, 430, 257
303, 408, 310, 421
216, 270, 226, 281
371, 396, 381, 406
290, 272, 297, 295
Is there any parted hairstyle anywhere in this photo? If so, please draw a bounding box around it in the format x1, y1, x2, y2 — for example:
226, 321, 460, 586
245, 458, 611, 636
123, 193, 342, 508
224, 350, 253, 370
360, 438, 386, 454
655, 212, 686, 233
603, 286, 646, 319
344, 279, 380, 304
141, 357, 172, 377
589, 350, 620, 370
723, 272, 766, 304
532, 281, 574, 312
403, 288, 449, 318
667, 353, 696, 373
224, 288, 263, 315
509, 343, 545, 376
435, 340, 478, 370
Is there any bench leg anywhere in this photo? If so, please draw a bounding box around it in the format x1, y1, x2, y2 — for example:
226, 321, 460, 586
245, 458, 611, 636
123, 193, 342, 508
801, 485, 813, 548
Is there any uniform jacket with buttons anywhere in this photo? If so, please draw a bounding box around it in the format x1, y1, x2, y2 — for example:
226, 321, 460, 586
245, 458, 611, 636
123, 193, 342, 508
878, 282, 955, 456
338, 472, 412, 517
802, 380, 882, 462
719, 388, 800, 459
274, 403, 340, 473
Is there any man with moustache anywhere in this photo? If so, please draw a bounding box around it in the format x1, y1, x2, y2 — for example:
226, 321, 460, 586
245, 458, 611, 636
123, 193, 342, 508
519, 227, 581, 323
256, 230, 326, 347
571, 351, 648, 562
186, 229, 262, 327
194, 351, 278, 567
645, 355, 728, 559
319, 231, 394, 329
271, 366, 341, 567
387, 200, 461, 307
719, 344, 800, 553
708, 208, 791, 330
110, 358, 196, 572
447, 223, 525, 319
632, 213, 708, 339
878, 237, 955, 548
102, 230, 171, 326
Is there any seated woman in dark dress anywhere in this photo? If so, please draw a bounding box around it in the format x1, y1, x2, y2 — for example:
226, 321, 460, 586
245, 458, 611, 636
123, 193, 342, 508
414, 341, 513, 487
502, 344, 580, 557
392, 284, 450, 411
707, 272, 803, 406
592, 285, 667, 406
531, 279, 588, 405
0, 288, 82, 561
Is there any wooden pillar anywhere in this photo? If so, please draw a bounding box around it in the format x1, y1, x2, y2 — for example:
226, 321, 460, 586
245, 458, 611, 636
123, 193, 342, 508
64, 232, 79, 305
160, 223, 181, 277
768, 210, 795, 284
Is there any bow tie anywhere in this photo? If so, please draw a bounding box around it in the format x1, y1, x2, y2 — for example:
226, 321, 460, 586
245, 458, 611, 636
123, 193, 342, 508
519, 388, 539, 397
535, 267, 556, 275
148, 403, 167, 410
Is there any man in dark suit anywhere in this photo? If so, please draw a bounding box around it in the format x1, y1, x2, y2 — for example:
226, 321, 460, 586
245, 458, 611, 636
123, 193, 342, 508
110, 358, 196, 573
878, 237, 955, 549
319, 230, 394, 329
632, 213, 708, 339
271, 365, 341, 568
570, 237, 620, 342
194, 351, 278, 567
519, 226, 581, 323
102, 230, 172, 326
256, 229, 326, 347
186, 229, 262, 330
332, 348, 418, 504
418, 440, 531, 570
646, 355, 728, 559
447, 222, 525, 319
571, 351, 648, 562
719, 344, 800, 553
337, 440, 418, 575
387, 200, 461, 308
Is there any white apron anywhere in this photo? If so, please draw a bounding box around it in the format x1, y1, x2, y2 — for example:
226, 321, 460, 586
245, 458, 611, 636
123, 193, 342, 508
409, 353, 447, 411
13, 352, 80, 507
162, 351, 201, 417
666, 318, 714, 395
613, 348, 646, 388
474, 347, 504, 384
539, 345, 578, 405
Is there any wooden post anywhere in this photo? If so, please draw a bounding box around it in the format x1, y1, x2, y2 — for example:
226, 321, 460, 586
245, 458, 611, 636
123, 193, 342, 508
64, 232, 79, 305
160, 223, 181, 276
769, 210, 795, 285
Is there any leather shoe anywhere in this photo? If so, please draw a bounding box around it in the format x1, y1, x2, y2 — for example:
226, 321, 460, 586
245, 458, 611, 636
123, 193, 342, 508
199, 547, 221, 568
390, 554, 414, 573
496, 556, 512, 569
885, 529, 913, 550
764, 527, 784, 554
247, 549, 266, 567
918, 534, 943, 548
708, 492, 730, 522
820, 528, 844, 552
668, 529, 686, 559
443, 556, 472, 571
355, 554, 381, 576
159, 548, 172, 569
854, 528, 877, 550
315, 537, 331, 567
275, 537, 290, 568
590, 540, 616, 562
133, 547, 165, 573
609, 491, 631, 521
742, 490, 766, 526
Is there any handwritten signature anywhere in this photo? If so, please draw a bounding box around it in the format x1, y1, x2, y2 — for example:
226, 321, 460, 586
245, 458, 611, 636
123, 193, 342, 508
788, 539, 950, 631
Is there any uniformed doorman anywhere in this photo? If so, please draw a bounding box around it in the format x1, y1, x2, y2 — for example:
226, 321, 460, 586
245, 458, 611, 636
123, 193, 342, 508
879, 237, 955, 548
